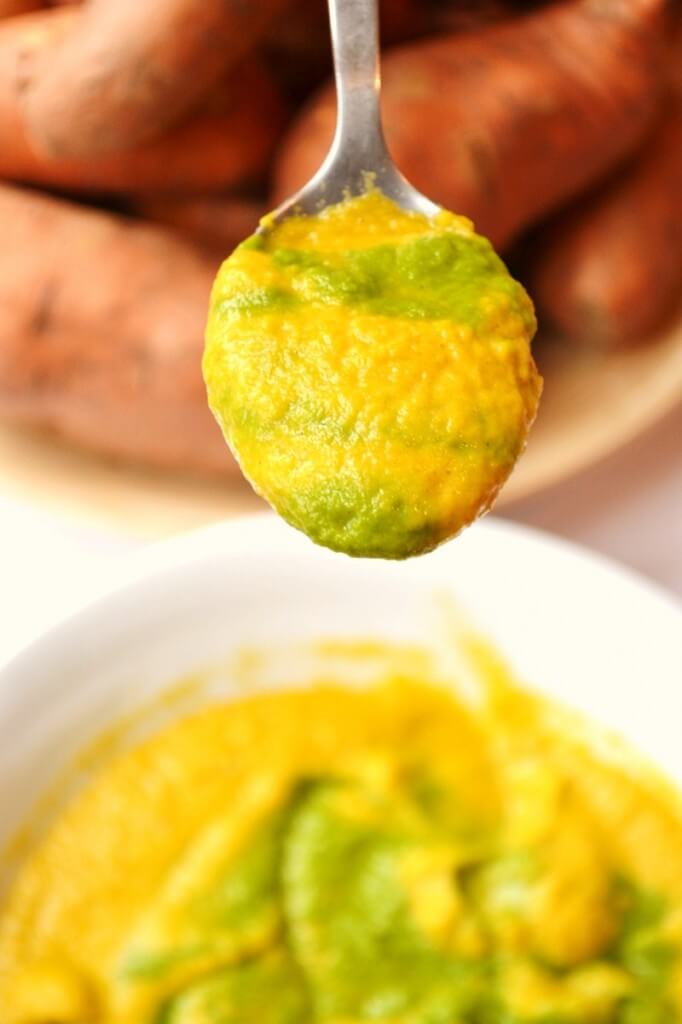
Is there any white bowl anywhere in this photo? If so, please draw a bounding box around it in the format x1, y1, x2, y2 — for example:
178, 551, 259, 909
1, 514, 681, 865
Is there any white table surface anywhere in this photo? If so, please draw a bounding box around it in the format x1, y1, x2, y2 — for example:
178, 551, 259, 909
503, 400, 682, 596
1, 401, 680, 669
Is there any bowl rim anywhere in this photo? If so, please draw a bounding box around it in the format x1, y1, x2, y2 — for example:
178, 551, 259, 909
1, 511, 681, 860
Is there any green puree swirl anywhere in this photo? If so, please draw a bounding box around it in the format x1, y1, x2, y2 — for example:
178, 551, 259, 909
114, 777, 676, 1024
221, 231, 535, 329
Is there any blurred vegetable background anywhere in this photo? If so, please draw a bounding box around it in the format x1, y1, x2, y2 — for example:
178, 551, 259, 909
0, 0, 680, 478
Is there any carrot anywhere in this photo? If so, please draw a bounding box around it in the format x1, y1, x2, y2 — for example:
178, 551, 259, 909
22, 0, 292, 157
130, 195, 266, 252
527, 100, 682, 348
273, 0, 667, 249
0, 183, 236, 476
0, 10, 287, 194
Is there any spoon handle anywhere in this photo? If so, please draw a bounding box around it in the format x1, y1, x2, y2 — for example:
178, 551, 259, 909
268, 0, 440, 217
327, 0, 390, 175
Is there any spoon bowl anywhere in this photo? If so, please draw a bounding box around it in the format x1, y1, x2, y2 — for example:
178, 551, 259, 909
265, 0, 441, 228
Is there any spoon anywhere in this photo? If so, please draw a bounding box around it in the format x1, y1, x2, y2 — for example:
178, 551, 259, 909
267, 0, 440, 225
205, 0, 540, 560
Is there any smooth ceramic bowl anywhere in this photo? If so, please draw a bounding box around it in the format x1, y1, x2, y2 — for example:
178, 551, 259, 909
1, 515, 681, 878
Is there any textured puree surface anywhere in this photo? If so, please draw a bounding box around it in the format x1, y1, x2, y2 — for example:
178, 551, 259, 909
1, 663, 681, 1023
204, 192, 541, 558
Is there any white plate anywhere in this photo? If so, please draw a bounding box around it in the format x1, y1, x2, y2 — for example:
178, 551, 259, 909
1, 514, 681, 859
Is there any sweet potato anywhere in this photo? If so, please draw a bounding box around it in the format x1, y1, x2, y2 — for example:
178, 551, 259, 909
0, 9, 286, 194
527, 107, 682, 349
264, 0, 430, 104
665, 3, 682, 94
0, 1, 44, 15
21, 0, 291, 158
426, 0, 552, 34
273, 0, 667, 249
131, 195, 265, 252
0, 183, 236, 476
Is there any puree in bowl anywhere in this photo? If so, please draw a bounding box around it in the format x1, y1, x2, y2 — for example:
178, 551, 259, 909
1, 664, 681, 1023
204, 192, 541, 559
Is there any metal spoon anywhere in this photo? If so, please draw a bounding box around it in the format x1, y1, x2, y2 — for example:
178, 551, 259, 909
267, 0, 440, 225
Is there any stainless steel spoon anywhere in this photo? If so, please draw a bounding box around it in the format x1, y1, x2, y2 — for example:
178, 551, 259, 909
268, 0, 440, 225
